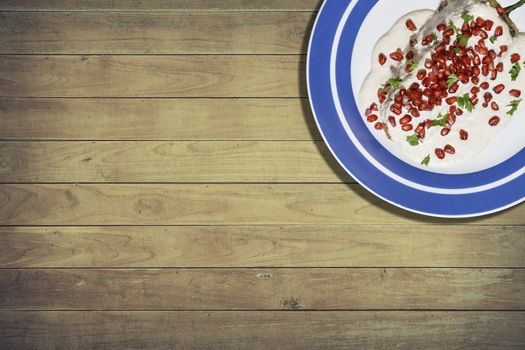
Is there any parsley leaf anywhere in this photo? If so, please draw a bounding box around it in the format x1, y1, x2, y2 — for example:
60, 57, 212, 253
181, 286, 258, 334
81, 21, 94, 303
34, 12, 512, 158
449, 20, 460, 34
453, 47, 460, 54
457, 34, 469, 47
388, 77, 403, 90
507, 99, 522, 116
447, 73, 459, 88
510, 62, 521, 81
421, 155, 431, 166
406, 134, 422, 146
489, 35, 498, 44
408, 61, 418, 71
457, 94, 474, 113
461, 12, 474, 23
431, 113, 449, 127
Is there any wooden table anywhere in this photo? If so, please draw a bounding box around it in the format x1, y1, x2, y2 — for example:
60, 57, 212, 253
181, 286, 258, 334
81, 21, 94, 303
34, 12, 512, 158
0, 1, 524, 349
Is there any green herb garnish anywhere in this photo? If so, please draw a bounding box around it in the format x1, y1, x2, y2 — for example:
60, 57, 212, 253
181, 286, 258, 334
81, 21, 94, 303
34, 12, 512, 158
461, 12, 474, 23
453, 47, 460, 54
457, 34, 469, 47
447, 73, 459, 88
507, 99, 522, 116
388, 77, 403, 91
489, 35, 498, 44
409, 61, 418, 71
421, 155, 431, 166
510, 62, 521, 81
457, 94, 474, 113
407, 133, 422, 146
431, 113, 449, 127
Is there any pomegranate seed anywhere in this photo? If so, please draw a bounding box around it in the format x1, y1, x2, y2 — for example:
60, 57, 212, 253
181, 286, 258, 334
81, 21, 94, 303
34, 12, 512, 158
378, 53, 387, 65
490, 70, 498, 81
479, 29, 488, 39
484, 20, 494, 31
510, 89, 522, 98
374, 122, 384, 130
422, 34, 434, 46
493, 84, 505, 94
410, 108, 420, 117
443, 28, 454, 37
424, 59, 433, 69
425, 119, 433, 129
444, 144, 456, 154
400, 115, 412, 125
476, 17, 485, 26
410, 82, 420, 90
449, 106, 457, 113
459, 129, 469, 141
456, 108, 464, 116
496, 62, 504, 72
491, 101, 500, 111
417, 127, 426, 139
406, 19, 417, 31
484, 92, 493, 102
511, 53, 521, 64
471, 86, 480, 95
483, 102, 489, 108
441, 128, 450, 136
448, 113, 456, 126
435, 148, 446, 159
472, 77, 480, 85
370, 103, 378, 111
417, 69, 427, 80
489, 116, 500, 126
388, 116, 396, 127
390, 50, 404, 62
437, 23, 446, 31
443, 36, 451, 45
367, 114, 378, 122
499, 45, 508, 56
480, 82, 490, 90
446, 97, 457, 105
410, 38, 418, 47
402, 124, 413, 132
497, 6, 506, 15
494, 26, 503, 36
448, 83, 459, 93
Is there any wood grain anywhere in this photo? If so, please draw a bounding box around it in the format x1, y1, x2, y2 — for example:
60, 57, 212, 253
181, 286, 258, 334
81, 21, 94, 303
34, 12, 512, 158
1, 268, 524, 310
0, 0, 322, 11
1, 184, 524, 225
0, 98, 318, 141
0, 141, 350, 183
0, 12, 312, 54
1, 311, 524, 349
0, 55, 305, 97
2, 226, 523, 268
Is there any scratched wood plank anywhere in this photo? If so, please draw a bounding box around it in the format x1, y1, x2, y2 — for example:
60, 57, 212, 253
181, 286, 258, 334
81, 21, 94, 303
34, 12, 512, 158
1, 225, 523, 268
0, 0, 322, 11
0, 141, 350, 183
0, 12, 312, 54
0, 98, 318, 141
0, 184, 524, 225
0, 56, 305, 97
1, 311, 524, 349
1, 268, 524, 310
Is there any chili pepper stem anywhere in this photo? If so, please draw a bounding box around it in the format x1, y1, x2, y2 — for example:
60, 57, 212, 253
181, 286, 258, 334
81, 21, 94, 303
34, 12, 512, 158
487, 0, 523, 36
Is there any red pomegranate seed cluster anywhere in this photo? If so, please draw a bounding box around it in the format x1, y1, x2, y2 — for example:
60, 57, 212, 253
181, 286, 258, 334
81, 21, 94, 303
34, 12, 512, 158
366, 12, 523, 165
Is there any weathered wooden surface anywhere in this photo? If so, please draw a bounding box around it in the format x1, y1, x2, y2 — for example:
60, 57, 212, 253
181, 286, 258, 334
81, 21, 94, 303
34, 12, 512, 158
0, 55, 306, 97
0, 98, 319, 141
1, 226, 523, 268
1, 1, 524, 348
0, 311, 524, 350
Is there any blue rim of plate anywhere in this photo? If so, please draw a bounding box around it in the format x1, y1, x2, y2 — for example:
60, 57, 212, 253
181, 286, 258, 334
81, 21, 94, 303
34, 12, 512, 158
307, 0, 525, 218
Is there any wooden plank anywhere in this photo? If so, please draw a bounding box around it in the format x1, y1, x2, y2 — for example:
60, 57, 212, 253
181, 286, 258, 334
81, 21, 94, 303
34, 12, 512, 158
0, 98, 318, 141
0, 12, 312, 54
0, 141, 350, 183
0, 0, 322, 11
0, 56, 305, 97
1, 226, 524, 268
0, 98, 317, 141
1, 311, 524, 349
1, 184, 525, 225
1, 268, 524, 310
